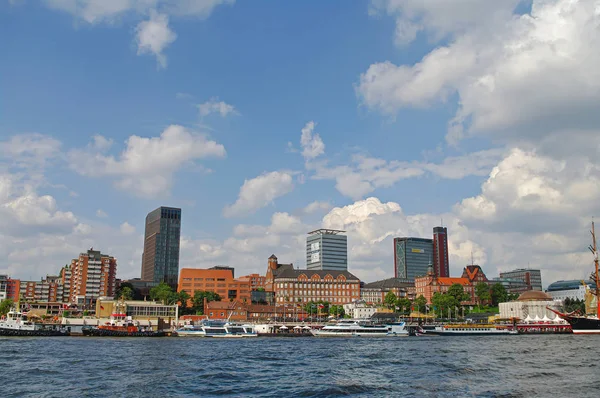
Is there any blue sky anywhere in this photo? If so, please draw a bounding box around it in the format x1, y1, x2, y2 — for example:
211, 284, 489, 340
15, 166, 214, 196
1, 0, 599, 287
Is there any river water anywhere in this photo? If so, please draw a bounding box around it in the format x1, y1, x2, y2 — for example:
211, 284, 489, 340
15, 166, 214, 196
2, 335, 599, 397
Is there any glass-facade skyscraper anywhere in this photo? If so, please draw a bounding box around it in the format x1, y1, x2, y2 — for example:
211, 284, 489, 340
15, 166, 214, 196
141, 206, 182, 289
394, 237, 433, 281
306, 229, 348, 271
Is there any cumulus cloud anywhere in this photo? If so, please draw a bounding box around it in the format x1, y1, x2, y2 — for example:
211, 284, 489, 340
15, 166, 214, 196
302, 201, 332, 215
300, 121, 325, 161
370, 0, 522, 45
135, 10, 177, 69
360, 0, 600, 146
68, 124, 226, 197
223, 171, 295, 217
197, 98, 238, 118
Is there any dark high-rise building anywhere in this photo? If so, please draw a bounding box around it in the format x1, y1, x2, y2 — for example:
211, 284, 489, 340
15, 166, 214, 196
394, 237, 433, 281
433, 226, 450, 277
141, 207, 182, 289
499, 268, 542, 292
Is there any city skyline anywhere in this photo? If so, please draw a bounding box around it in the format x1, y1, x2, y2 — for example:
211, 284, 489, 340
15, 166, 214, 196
1, 1, 599, 288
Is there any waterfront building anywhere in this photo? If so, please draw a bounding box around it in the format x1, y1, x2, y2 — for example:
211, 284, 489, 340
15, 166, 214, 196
393, 237, 433, 281
141, 206, 182, 289
491, 277, 529, 293
204, 300, 248, 321
360, 278, 415, 304
63, 249, 117, 307
432, 226, 450, 277
499, 291, 561, 320
177, 267, 251, 303
237, 273, 266, 290
18, 275, 67, 303
265, 255, 360, 305
415, 267, 477, 305
95, 298, 178, 325
499, 268, 542, 292
306, 229, 348, 271
547, 280, 597, 301
0, 275, 9, 301
343, 301, 377, 319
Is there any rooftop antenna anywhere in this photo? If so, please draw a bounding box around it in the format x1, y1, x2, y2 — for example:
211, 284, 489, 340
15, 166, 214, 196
471, 251, 474, 266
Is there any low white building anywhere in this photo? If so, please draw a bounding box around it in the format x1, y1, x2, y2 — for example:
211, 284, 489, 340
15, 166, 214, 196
499, 290, 562, 320
546, 280, 596, 301
343, 301, 377, 319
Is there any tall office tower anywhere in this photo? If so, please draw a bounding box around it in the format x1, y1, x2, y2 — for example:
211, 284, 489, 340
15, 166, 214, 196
432, 226, 450, 277
306, 229, 348, 271
141, 207, 182, 289
394, 237, 434, 281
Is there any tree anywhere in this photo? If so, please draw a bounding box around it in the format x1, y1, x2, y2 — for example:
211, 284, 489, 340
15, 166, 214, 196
447, 284, 470, 303
149, 282, 178, 305
384, 291, 398, 310
414, 295, 427, 313
0, 299, 14, 317
475, 282, 491, 308
191, 290, 222, 314
490, 283, 508, 306
114, 282, 140, 300
119, 286, 134, 301
395, 298, 411, 313
432, 292, 457, 317
178, 291, 191, 315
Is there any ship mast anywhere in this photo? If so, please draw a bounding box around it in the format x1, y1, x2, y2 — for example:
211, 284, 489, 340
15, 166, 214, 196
591, 221, 600, 316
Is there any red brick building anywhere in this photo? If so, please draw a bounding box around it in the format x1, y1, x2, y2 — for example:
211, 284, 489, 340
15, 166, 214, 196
265, 254, 360, 306
178, 267, 251, 303
415, 266, 487, 305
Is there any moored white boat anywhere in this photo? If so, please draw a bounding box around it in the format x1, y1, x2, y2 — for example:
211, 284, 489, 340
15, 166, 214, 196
419, 323, 518, 336
175, 319, 257, 338
311, 319, 409, 337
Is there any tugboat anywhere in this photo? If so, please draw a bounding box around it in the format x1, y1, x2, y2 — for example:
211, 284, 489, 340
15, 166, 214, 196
548, 221, 600, 334
0, 307, 69, 336
82, 300, 165, 337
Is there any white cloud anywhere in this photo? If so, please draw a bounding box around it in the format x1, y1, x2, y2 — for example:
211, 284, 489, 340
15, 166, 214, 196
44, 0, 234, 23
197, 98, 238, 118
302, 201, 332, 215
68, 124, 226, 197
223, 171, 295, 218
360, 0, 600, 147
90, 135, 113, 151
370, 0, 522, 45
96, 209, 108, 218
135, 10, 177, 69
300, 121, 325, 161
120, 221, 136, 235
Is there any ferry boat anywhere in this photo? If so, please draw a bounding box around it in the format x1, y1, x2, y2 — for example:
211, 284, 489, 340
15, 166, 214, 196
0, 307, 69, 336
418, 323, 518, 336
548, 221, 600, 334
311, 319, 409, 337
175, 319, 257, 338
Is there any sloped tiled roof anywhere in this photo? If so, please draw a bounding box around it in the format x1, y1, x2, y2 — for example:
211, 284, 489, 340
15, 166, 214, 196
274, 266, 359, 281
437, 277, 470, 286
362, 278, 414, 289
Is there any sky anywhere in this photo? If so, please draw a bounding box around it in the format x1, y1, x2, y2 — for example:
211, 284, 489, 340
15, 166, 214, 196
1, 0, 600, 288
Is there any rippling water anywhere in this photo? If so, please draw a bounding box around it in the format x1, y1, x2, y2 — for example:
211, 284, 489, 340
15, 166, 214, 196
2, 335, 600, 397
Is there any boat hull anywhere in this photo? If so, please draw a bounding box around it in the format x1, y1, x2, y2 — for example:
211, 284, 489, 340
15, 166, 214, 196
82, 327, 165, 337
565, 317, 600, 334
313, 332, 409, 337
0, 328, 69, 337
176, 332, 258, 338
